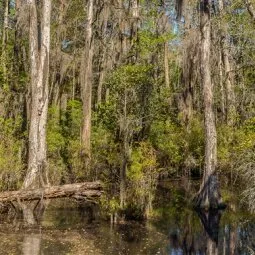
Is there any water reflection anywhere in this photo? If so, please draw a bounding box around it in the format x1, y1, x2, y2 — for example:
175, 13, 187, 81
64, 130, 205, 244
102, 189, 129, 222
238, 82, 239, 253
0, 185, 254, 255
22, 234, 41, 255
197, 209, 221, 255
165, 209, 255, 255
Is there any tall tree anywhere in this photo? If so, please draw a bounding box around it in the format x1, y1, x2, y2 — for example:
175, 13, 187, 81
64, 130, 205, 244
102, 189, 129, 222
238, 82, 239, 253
195, 0, 221, 209
81, 0, 94, 162
218, 0, 236, 125
97, 1, 110, 106
1, 0, 9, 86
23, 0, 52, 189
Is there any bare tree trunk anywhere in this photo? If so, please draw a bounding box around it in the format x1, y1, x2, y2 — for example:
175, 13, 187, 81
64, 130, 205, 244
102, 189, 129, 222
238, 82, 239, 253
0, 181, 102, 203
24, 0, 52, 189
219, 0, 236, 125
120, 88, 127, 208
116, 0, 127, 63
195, 0, 221, 209
97, 3, 109, 105
24, 0, 40, 189
219, 49, 226, 120
81, 0, 94, 162
37, 0, 51, 185
1, 0, 9, 86
164, 42, 170, 88
131, 0, 139, 41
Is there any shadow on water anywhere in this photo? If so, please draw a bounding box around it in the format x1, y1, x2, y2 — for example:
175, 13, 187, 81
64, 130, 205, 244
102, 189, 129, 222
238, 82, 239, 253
0, 181, 254, 255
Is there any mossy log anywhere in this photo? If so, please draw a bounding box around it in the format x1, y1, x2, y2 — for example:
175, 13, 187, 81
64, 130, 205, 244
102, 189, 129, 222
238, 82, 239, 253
0, 182, 103, 203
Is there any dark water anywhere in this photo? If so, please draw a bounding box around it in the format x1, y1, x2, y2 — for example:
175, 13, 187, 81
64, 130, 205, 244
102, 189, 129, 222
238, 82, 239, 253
0, 181, 254, 255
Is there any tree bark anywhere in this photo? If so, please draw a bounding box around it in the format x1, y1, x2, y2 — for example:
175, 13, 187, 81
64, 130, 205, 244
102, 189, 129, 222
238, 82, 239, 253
81, 0, 94, 161
131, 0, 139, 41
1, 0, 9, 86
0, 182, 102, 203
195, 0, 221, 209
24, 0, 52, 189
117, 0, 127, 62
97, 3, 109, 106
120, 89, 128, 208
38, 0, 51, 184
219, 0, 236, 125
219, 49, 226, 120
164, 42, 170, 88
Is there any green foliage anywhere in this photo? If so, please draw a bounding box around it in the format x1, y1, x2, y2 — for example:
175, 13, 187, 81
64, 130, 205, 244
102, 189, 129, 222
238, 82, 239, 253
128, 141, 158, 182
0, 0, 254, 218
47, 100, 83, 183
100, 195, 120, 215
137, 30, 174, 57
91, 125, 119, 173
243, 117, 255, 133
47, 106, 65, 183
62, 100, 83, 181
104, 63, 155, 138
63, 100, 83, 139
125, 142, 158, 217
150, 117, 204, 174
0, 117, 24, 190
47, 106, 65, 156
150, 120, 184, 167
218, 118, 255, 170
93, 102, 117, 131
106, 64, 153, 93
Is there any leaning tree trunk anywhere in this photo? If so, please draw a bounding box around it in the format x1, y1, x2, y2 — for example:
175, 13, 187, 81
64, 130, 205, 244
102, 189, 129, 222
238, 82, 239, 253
81, 0, 94, 163
195, 0, 221, 209
23, 0, 52, 189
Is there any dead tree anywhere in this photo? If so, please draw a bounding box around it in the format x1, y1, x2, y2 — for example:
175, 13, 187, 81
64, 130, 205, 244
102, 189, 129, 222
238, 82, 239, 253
0, 182, 103, 203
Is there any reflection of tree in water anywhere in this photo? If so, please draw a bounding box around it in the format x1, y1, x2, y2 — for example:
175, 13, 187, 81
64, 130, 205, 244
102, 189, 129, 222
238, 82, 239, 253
167, 209, 222, 255
236, 222, 255, 254
22, 234, 41, 255
166, 208, 255, 255
196, 209, 222, 255
167, 210, 207, 254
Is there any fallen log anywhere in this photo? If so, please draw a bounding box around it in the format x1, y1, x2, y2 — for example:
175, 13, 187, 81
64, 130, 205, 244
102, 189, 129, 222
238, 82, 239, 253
0, 181, 103, 203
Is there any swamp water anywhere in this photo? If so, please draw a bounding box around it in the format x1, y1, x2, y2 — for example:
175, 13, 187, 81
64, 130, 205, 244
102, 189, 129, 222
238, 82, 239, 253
0, 181, 254, 255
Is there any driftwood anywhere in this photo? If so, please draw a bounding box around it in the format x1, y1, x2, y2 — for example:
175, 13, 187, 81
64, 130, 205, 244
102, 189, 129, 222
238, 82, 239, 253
0, 182, 103, 203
